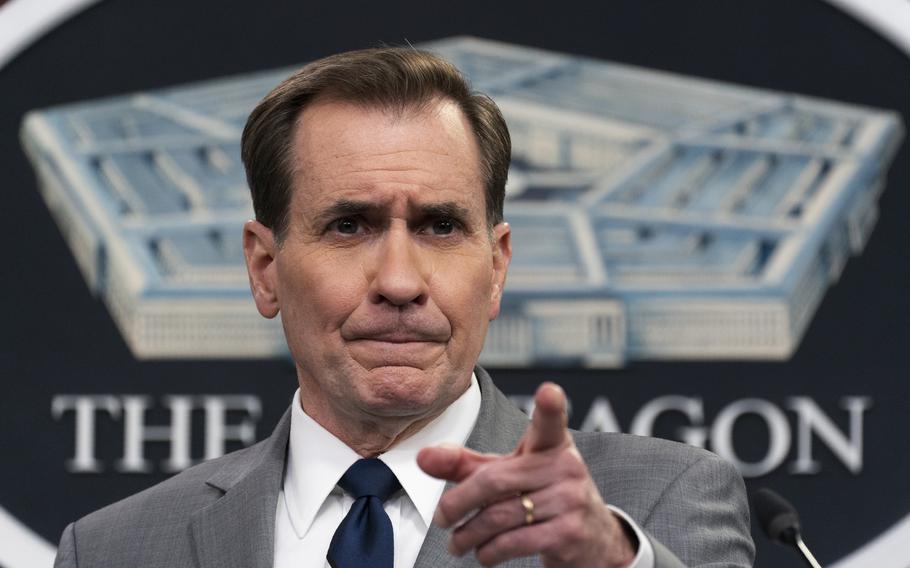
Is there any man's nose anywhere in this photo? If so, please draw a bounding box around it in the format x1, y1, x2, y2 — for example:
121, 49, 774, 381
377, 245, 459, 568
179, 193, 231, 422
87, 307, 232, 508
367, 227, 429, 307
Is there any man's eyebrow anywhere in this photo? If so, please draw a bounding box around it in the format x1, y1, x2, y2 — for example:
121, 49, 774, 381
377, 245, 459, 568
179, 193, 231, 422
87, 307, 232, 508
313, 199, 382, 223
311, 199, 474, 225
416, 202, 472, 221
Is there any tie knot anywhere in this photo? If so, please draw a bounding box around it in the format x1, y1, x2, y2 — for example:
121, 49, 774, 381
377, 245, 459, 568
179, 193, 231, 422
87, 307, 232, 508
338, 459, 401, 501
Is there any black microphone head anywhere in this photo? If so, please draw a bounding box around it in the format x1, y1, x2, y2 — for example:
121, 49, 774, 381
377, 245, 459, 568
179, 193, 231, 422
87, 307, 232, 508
753, 488, 801, 546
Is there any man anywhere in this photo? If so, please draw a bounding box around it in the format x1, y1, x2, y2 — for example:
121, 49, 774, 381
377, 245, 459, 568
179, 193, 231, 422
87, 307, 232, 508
54, 47, 754, 568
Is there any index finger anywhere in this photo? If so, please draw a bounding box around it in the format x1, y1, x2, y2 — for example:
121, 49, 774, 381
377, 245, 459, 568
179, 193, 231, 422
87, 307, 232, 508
417, 444, 500, 483
523, 382, 569, 453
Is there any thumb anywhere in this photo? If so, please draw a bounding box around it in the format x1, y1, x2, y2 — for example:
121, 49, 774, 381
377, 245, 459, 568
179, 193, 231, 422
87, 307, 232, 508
522, 382, 570, 453
417, 444, 500, 482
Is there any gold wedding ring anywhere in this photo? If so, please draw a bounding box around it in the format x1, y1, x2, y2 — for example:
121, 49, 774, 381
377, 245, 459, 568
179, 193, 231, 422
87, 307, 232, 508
520, 494, 535, 525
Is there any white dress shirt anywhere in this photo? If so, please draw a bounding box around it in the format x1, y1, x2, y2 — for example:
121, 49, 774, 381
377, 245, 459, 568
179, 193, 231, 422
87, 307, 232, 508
274, 373, 654, 568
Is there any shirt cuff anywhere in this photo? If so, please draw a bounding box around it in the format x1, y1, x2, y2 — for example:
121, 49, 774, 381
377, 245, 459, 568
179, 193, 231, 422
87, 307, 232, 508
606, 505, 655, 568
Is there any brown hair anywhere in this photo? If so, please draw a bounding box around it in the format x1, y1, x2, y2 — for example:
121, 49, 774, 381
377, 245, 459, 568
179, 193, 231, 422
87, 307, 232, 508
240, 47, 511, 242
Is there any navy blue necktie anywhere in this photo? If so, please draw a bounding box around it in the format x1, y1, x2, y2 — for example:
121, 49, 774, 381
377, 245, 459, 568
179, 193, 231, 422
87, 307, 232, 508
327, 458, 402, 568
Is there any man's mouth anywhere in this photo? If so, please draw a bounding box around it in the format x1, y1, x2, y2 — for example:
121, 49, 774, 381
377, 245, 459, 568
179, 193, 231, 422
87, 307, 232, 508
346, 330, 448, 367
354, 332, 441, 344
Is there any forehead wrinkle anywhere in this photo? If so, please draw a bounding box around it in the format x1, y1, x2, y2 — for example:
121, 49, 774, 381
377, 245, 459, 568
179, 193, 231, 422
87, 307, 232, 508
307, 165, 477, 201
307, 153, 467, 182
298, 157, 460, 187
330, 148, 453, 160
296, 126, 470, 175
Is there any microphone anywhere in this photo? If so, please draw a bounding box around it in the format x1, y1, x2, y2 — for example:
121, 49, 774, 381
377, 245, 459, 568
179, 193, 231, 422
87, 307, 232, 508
753, 488, 822, 568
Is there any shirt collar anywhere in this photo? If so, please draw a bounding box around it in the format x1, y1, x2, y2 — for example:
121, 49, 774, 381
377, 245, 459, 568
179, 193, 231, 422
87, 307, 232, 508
283, 373, 481, 537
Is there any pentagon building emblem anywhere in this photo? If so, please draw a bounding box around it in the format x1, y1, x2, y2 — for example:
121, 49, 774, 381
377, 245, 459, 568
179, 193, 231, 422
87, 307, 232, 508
20, 37, 903, 367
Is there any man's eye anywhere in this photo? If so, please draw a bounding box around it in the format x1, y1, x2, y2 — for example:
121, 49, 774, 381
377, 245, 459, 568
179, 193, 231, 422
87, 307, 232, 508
333, 217, 360, 234
431, 218, 456, 235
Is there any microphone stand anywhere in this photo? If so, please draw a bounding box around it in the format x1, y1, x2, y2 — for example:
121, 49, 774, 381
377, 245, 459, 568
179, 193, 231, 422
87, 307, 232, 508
794, 534, 822, 568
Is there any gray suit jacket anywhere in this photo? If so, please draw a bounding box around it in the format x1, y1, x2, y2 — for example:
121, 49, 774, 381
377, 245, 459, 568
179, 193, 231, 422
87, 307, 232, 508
54, 368, 754, 567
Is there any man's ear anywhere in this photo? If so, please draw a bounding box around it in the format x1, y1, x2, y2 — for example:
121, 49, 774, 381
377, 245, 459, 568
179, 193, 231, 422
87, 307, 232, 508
243, 220, 280, 319
488, 222, 512, 321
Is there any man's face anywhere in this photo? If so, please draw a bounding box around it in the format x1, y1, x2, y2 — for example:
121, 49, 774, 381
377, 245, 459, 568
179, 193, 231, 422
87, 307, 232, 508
244, 98, 511, 437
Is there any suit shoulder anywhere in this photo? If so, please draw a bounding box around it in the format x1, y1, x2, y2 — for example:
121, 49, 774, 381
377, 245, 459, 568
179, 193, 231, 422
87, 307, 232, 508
571, 431, 742, 510
572, 433, 754, 566
58, 402, 290, 568
573, 429, 723, 470
73, 436, 272, 537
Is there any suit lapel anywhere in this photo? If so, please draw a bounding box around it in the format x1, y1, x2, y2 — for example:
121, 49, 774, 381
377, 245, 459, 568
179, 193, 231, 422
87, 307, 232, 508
186, 369, 528, 568
190, 408, 291, 568
414, 367, 530, 568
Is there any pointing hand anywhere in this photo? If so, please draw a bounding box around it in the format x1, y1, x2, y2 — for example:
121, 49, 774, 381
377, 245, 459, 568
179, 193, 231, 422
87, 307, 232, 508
418, 383, 637, 567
